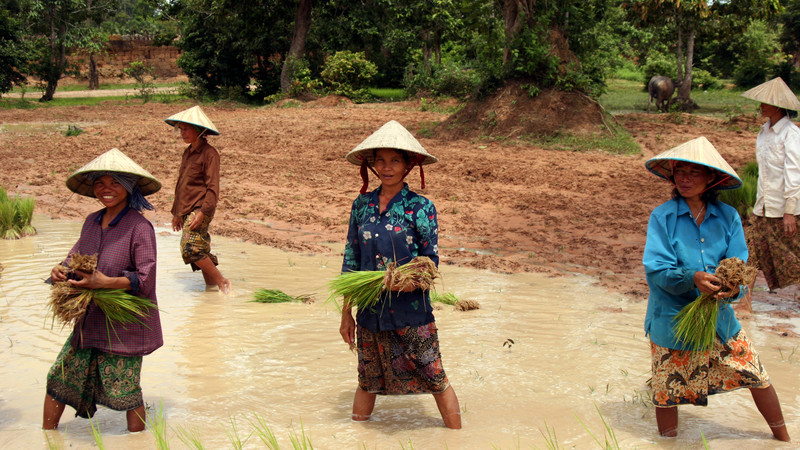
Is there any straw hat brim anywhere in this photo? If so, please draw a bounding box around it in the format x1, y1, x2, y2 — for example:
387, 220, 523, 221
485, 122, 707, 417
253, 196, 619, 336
645, 136, 742, 190
164, 105, 220, 136
346, 120, 438, 166
66, 148, 162, 197
741, 77, 800, 111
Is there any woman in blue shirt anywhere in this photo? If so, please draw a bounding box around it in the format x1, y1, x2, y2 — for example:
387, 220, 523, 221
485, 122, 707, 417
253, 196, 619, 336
338, 120, 461, 429
643, 137, 789, 441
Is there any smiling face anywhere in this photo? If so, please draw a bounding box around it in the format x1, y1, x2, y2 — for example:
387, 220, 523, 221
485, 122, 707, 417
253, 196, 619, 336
672, 161, 715, 200
373, 148, 410, 190
92, 174, 129, 212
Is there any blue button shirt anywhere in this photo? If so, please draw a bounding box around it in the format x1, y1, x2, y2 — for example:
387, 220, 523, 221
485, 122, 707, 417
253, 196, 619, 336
342, 184, 439, 332
643, 198, 747, 350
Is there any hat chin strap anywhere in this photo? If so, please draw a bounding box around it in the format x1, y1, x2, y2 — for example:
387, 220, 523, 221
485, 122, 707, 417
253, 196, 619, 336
359, 154, 428, 194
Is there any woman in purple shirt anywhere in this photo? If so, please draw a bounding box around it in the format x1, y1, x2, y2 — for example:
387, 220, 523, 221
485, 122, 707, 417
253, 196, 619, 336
42, 148, 162, 433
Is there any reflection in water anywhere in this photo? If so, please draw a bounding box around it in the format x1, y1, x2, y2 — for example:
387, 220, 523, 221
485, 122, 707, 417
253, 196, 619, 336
0, 217, 797, 448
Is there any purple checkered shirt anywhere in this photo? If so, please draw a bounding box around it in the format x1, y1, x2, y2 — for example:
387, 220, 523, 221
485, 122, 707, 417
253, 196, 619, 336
66, 207, 162, 356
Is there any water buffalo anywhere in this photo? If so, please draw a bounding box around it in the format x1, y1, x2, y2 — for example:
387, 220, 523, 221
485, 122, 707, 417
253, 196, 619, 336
648, 76, 675, 113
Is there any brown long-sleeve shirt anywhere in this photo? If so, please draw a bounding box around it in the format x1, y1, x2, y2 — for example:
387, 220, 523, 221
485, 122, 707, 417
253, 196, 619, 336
171, 141, 220, 218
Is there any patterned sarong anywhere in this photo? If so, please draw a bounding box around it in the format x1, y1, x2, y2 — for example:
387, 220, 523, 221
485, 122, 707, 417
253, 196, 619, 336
650, 329, 770, 407
46, 337, 143, 418
180, 209, 218, 270
747, 214, 800, 290
356, 322, 450, 395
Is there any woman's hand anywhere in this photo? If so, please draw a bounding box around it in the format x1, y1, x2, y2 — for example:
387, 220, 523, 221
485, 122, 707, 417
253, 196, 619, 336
189, 211, 205, 231
68, 269, 130, 290
693, 271, 722, 295
783, 214, 796, 236
172, 215, 183, 232
340, 307, 356, 348
50, 265, 67, 282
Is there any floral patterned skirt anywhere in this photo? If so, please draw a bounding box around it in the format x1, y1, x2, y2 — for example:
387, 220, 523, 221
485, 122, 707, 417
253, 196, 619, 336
181, 210, 218, 270
356, 322, 450, 395
46, 337, 143, 418
650, 329, 770, 407
747, 214, 800, 290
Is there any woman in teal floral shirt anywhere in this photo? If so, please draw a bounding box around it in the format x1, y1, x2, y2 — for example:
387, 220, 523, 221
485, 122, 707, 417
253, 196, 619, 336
338, 120, 461, 429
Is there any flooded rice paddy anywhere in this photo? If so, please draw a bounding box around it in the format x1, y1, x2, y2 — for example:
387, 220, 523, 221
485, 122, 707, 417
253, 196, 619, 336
0, 216, 798, 449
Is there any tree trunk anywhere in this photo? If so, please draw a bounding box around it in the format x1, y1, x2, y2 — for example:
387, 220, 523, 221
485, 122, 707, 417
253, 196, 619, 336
41, 4, 60, 102
677, 28, 695, 102
501, 0, 521, 65
88, 53, 99, 90
280, 0, 313, 93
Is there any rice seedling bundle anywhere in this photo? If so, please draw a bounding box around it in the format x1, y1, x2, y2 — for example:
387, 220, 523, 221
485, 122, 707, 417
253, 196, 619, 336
673, 257, 758, 352
12, 195, 36, 237
328, 256, 439, 309
48, 252, 156, 328
0, 201, 19, 240
431, 291, 460, 305
454, 299, 481, 311
251, 289, 313, 303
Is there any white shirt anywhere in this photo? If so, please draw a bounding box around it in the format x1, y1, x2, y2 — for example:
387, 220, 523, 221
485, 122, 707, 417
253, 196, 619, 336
754, 116, 800, 217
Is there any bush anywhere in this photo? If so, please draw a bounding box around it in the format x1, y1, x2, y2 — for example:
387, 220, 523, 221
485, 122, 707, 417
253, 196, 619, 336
285, 57, 322, 98
732, 20, 781, 88
642, 52, 676, 88
123, 61, 156, 103
320, 51, 377, 103
691, 69, 722, 91
404, 48, 483, 100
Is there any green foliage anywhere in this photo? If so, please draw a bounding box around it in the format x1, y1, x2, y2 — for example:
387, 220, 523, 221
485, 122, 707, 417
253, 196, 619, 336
320, 50, 377, 102
732, 19, 782, 88
719, 161, 758, 219
404, 46, 483, 100
507, 25, 559, 89
642, 51, 676, 87
0, 188, 35, 239
0, 0, 30, 94
64, 124, 84, 137
691, 69, 722, 91
284, 58, 322, 98
123, 61, 157, 102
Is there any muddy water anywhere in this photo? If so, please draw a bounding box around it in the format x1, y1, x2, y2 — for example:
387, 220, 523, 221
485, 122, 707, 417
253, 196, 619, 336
0, 217, 798, 449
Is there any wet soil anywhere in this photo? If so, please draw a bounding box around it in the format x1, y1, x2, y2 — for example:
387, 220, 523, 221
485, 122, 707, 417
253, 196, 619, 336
0, 98, 796, 318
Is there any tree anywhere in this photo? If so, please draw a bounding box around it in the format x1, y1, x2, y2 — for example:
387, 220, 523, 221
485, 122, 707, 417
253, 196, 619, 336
627, 0, 781, 109
280, 0, 312, 93
0, 0, 31, 94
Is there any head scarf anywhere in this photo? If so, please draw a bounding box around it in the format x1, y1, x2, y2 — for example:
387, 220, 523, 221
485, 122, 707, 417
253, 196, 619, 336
88, 171, 154, 212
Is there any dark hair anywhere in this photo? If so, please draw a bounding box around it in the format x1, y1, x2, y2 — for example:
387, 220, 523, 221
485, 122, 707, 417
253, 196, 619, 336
670, 163, 722, 203
372, 148, 411, 164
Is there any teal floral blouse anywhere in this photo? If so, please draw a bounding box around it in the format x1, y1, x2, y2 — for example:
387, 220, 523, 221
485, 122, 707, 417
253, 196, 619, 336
342, 184, 439, 332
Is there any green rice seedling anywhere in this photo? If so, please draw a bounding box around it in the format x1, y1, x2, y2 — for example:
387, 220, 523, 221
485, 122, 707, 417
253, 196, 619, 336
575, 404, 620, 450
91, 289, 158, 325
89, 418, 105, 450
288, 419, 313, 450
673, 257, 758, 351
174, 424, 205, 449
0, 186, 7, 203
252, 289, 302, 303
249, 413, 280, 450
431, 291, 459, 305
147, 400, 170, 450
0, 201, 19, 239
12, 195, 35, 236
537, 421, 562, 450
44, 430, 64, 450
225, 416, 252, 450
327, 256, 439, 310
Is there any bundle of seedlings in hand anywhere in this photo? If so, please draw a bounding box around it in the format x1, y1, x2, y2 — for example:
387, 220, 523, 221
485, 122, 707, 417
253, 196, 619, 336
49, 252, 156, 329
328, 256, 439, 310
251, 289, 313, 303
673, 257, 758, 352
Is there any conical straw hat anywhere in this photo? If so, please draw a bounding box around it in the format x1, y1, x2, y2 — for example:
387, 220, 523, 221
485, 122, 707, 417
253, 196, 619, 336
346, 120, 437, 166
66, 148, 162, 197
164, 105, 220, 135
645, 136, 742, 190
741, 77, 800, 111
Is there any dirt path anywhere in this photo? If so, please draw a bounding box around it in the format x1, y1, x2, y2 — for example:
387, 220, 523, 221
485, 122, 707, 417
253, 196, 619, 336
0, 99, 797, 328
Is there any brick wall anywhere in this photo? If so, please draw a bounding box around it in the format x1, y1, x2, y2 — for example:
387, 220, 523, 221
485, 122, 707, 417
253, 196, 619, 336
69, 35, 184, 80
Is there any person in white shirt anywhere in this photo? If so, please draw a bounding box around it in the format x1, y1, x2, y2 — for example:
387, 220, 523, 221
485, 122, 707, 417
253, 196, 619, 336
742, 77, 800, 291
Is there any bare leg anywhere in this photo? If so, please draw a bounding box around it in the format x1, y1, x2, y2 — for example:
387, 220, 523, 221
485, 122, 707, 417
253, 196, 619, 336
751, 385, 790, 441
193, 256, 231, 293
126, 405, 146, 432
433, 386, 462, 429
351, 387, 376, 421
655, 406, 678, 437
42, 394, 66, 430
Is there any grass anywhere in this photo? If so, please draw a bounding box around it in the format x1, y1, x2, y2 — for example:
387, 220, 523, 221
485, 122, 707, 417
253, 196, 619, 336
526, 125, 641, 155
599, 78, 761, 119
7, 81, 186, 94
369, 87, 407, 101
